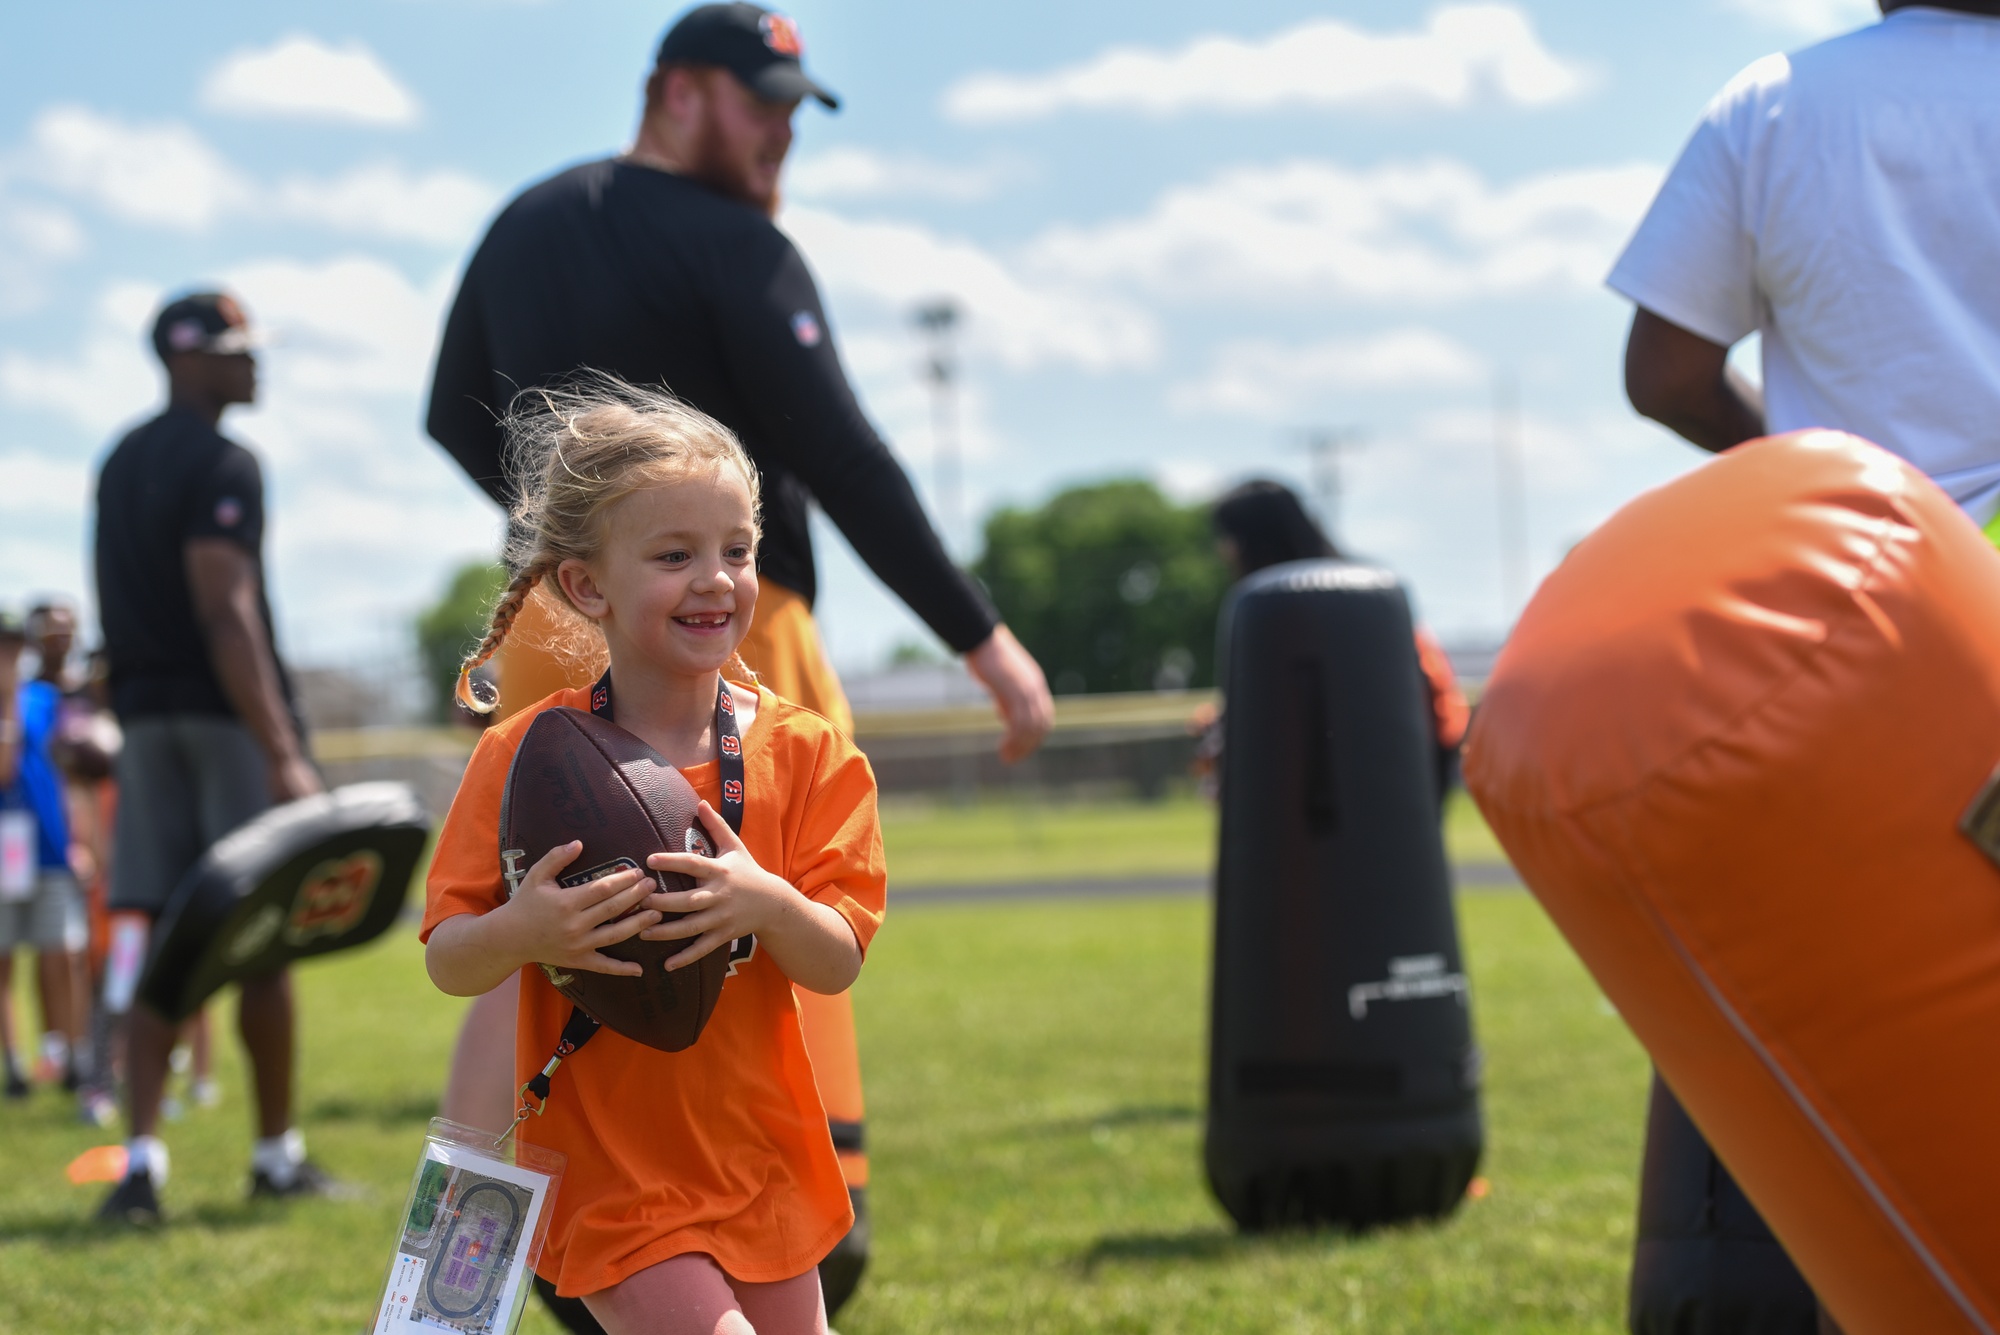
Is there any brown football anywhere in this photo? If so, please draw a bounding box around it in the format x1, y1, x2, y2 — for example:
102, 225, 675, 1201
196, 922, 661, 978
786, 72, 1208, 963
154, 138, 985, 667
499, 707, 726, 1051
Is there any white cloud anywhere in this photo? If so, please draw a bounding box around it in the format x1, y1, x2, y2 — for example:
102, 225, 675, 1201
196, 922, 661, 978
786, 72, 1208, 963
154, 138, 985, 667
1174, 328, 1487, 419
18, 106, 493, 247
201, 35, 421, 126
0, 199, 86, 314
271, 163, 497, 246
787, 147, 1008, 203
944, 4, 1588, 123
1720, 0, 1876, 36
1154, 458, 1228, 503
24, 105, 252, 230
779, 204, 1157, 373
223, 255, 451, 403
1030, 157, 1663, 303
0, 452, 90, 520
0, 280, 162, 434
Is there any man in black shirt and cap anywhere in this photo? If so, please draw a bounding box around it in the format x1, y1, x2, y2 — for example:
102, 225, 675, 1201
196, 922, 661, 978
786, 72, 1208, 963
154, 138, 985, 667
430, 1, 1048, 710
92, 292, 336, 1225
427, 3, 1054, 1321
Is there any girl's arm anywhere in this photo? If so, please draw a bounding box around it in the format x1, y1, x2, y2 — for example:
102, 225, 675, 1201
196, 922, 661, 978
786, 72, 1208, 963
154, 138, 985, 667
426, 841, 664, 997
640, 801, 863, 995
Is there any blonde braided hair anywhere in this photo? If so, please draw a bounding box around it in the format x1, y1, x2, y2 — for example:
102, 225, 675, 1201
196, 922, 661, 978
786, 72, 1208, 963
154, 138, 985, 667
456, 373, 762, 714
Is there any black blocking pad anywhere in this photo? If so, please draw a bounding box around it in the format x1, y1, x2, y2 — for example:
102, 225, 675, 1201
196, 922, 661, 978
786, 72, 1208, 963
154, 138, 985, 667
139, 783, 432, 1022
1204, 560, 1483, 1231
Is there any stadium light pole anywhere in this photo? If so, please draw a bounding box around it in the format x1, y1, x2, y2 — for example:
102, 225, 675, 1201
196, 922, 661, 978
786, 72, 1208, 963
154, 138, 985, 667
912, 297, 979, 801
913, 298, 963, 562
1301, 427, 1364, 550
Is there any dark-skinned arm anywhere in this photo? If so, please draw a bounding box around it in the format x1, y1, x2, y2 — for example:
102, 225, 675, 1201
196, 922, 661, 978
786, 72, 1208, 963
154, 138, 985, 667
1624, 307, 1765, 454
185, 539, 322, 802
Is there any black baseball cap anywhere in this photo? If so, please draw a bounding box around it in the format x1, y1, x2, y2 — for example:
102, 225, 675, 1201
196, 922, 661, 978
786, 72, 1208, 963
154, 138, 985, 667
657, 4, 840, 111
151, 291, 259, 362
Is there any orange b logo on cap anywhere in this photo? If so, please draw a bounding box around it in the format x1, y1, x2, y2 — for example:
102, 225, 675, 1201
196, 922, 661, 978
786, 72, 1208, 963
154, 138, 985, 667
760, 13, 803, 56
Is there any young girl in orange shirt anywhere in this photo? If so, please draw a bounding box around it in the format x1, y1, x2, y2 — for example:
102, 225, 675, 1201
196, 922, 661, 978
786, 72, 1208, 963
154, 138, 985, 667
421, 378, 885, 1335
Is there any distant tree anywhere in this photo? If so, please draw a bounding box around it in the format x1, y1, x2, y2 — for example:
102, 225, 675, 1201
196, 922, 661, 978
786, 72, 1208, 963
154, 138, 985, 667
886, 639, 944, 667
414, 560, 507, 720
974, 480, 1229, 695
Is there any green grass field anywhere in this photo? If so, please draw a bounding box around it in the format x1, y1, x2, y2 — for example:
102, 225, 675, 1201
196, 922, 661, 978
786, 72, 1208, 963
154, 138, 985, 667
0, 795, 1645, 1333
880, 789, 1507, 885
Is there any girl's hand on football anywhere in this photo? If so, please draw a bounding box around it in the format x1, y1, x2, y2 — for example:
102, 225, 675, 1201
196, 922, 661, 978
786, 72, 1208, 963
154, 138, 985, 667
639, 801, 795, 971
499, 840, 661, 977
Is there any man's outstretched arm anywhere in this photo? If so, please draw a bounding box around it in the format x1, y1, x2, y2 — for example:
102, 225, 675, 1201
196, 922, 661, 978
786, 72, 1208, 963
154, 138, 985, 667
1624, 306, 1765, 454
714, 234, 1053, 760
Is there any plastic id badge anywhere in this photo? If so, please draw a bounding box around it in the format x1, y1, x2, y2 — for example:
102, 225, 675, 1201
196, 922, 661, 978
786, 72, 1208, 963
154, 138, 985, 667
373, 1118, 565, 1335
0, 809, 35, 903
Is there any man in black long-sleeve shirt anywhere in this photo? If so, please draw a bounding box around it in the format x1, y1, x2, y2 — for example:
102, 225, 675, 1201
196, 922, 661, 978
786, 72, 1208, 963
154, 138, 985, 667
429, 4, 1048, 721
425, 5, 1051, 1324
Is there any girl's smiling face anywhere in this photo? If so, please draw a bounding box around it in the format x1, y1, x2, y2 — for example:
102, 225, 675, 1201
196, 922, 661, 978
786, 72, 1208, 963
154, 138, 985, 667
557, 466, 760, 680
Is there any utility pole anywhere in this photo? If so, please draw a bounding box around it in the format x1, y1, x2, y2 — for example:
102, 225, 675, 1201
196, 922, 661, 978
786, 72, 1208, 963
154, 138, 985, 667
1493, 371, 1530, 624
912, 298, 963, 561
911, 298, 978, 802
1300, 427, 1364, 550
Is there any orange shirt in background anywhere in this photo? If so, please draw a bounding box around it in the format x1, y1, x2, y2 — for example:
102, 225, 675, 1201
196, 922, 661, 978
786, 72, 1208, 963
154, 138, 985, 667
421, 683, 887, 1297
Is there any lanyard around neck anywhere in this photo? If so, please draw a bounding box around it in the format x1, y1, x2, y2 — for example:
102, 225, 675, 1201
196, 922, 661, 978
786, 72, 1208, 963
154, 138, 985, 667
588, 669, 745, 835
499, 670, 749, 1147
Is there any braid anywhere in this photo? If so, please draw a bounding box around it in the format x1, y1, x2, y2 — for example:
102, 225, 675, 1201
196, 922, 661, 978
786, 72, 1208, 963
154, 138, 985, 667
455, 560, 555, 714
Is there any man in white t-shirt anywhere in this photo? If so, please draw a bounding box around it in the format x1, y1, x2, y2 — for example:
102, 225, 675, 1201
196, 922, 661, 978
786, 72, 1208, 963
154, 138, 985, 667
1609, 1, 2000, 522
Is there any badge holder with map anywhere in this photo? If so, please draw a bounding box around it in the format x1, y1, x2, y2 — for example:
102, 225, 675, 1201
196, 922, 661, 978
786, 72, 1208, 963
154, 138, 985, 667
373, 1118, 565, 1335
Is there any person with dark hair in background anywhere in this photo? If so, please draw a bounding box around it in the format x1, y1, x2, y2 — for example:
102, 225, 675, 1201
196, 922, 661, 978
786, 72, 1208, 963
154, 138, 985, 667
1209, 480, 1468, 804
91, 291, 337, 1226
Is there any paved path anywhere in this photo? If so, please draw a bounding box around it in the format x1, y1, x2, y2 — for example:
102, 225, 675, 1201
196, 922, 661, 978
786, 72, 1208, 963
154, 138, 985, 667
893, 861, 1522, 906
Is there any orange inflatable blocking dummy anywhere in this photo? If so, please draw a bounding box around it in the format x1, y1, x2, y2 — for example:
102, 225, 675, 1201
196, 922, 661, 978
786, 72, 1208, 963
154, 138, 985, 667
1465, 432, 2000, 1335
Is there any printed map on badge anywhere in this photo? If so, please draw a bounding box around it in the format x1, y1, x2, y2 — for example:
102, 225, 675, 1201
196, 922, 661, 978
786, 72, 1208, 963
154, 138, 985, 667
415, 1173, 532, 1330
375, 1140, 552, 1335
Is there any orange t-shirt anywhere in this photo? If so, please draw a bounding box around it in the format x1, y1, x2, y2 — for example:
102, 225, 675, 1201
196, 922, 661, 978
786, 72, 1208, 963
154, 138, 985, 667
420, 684, 887, 1297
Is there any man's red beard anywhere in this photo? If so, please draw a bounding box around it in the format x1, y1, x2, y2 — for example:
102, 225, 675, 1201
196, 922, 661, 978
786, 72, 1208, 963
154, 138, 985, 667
687, 114, 781, 217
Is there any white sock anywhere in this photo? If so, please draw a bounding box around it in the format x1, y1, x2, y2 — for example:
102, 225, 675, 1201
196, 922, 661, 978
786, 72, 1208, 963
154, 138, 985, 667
41, 1032, 69, 1070
252, 1128, 306, 1185
127, 1135, 170, 1186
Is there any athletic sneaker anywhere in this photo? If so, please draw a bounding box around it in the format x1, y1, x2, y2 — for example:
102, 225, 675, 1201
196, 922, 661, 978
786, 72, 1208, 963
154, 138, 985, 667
96, 1172, 163, 1227
77, 1090, 118, 1128
249, 1159, 351, 1200
192, 1077, 221, 1110
3, 1064, 26, 1100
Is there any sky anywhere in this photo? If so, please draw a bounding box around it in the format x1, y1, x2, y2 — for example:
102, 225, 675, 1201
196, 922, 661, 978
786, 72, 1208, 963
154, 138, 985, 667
0, 0, 1881, 676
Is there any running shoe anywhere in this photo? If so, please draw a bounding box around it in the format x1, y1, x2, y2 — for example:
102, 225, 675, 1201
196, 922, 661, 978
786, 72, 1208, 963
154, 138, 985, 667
249, 1159, 353, 1200
3, 1064, 26, 1101
96, 1171, 163, 1227
77, 1090, 118, 1128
